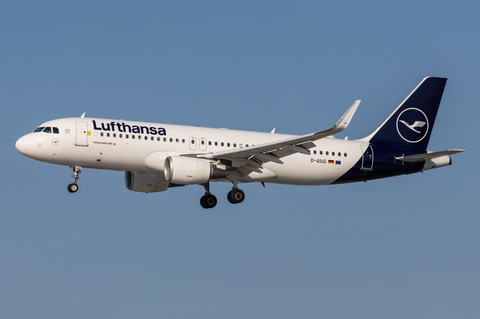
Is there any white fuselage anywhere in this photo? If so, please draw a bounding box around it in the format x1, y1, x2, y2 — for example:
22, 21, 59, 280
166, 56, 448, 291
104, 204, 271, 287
16, 117, 366, 186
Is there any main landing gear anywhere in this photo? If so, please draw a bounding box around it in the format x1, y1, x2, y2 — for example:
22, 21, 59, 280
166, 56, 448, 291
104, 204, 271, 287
199, 182, 245, 209
67, 166, 81, 193
200, 182, 217, 209
226, 171, 245, 205
227, 187, 245, 204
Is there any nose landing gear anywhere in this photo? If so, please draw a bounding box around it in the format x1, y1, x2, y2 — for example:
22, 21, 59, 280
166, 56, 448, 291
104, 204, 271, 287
67, 183, 78, 193
67, 166, 82, 193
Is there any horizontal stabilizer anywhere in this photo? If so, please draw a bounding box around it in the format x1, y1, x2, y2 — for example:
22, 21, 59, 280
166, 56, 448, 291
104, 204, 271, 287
395, 149, 465, 162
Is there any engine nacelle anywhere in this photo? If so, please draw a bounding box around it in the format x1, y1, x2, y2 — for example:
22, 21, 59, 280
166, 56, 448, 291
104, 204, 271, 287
144, 151, 180, 173
422, 155, 452, 171
125, 171, 169, 193
164, 156, 213, 185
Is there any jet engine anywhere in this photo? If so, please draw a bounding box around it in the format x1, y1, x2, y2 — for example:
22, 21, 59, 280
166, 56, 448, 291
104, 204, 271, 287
164, 156, 215, 184
125, 171, 169, 193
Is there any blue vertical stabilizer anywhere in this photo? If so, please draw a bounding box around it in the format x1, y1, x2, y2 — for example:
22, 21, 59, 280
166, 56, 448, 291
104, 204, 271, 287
367, 77, 447, 151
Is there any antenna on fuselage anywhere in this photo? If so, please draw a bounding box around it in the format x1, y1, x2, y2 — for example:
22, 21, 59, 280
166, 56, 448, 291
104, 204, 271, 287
81, 112, 85, 118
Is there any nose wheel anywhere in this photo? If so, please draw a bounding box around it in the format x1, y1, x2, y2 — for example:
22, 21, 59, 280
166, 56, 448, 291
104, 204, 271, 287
67, 183, 78, 193
68, 166, 82, 193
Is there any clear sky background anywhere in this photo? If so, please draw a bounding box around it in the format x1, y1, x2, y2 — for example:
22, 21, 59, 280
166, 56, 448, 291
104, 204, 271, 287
1, 1, 478, 318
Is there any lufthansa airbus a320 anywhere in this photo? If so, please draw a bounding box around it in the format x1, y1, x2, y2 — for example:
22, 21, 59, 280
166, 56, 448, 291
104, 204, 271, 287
16, 77, 464, 208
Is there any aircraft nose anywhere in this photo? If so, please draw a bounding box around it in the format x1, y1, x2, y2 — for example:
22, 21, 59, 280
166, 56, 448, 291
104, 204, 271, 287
15, 135, 31, 156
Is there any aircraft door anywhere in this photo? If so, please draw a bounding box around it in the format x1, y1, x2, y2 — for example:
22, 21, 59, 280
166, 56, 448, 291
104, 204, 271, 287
189, 137, 197, 150
361, 145, 373, 171
75, 121, 89, 147
199, 137, 207, 151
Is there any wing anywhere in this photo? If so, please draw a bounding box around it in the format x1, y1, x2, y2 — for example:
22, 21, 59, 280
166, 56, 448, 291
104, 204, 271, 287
191, 100, 360, 168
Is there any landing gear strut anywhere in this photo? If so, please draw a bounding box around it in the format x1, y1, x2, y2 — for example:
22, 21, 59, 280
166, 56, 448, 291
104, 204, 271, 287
226, 171, 245, 204
200, 182, 217, 209
198, 173, 246, 208
68, 166, 81, 193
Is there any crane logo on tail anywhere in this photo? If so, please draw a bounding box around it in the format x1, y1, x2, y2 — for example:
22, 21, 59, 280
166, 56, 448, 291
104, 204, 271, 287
396, 108, 429, 143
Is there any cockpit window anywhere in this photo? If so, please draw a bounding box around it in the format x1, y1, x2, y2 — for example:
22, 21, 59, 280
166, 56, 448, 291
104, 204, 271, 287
33, 126, 59, 133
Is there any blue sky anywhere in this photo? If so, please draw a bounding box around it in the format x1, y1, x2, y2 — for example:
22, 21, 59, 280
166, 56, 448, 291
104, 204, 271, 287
1, 1, 478, 318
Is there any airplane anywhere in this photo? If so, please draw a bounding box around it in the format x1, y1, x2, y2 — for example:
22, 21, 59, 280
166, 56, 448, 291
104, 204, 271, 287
15, 77, 465, 208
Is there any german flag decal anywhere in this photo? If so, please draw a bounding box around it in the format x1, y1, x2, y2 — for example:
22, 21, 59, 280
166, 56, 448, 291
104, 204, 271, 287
328, 160, 335, 164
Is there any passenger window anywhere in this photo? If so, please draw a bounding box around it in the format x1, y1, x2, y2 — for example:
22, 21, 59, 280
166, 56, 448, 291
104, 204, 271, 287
120, 134, 123, 138
227, 143, 230, 147
34, 127, 44, 133
176, 138, 179, 143
208, 141, 212, 146
100, 132, 104, 137
53, 127, 59, 134
313, 150, 317, 154
144, 136, 148, 140
344, 153, 347, 157
221, 142, 224, 147
132, 135, 135, 139
107, 133, 110, 137
326, 151, 329, 155
215, 142, 218, 146
157, 137, 160, 141
182, 139, 185, 143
